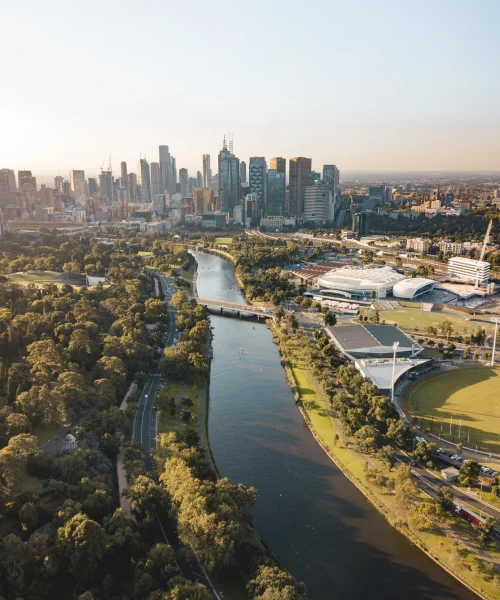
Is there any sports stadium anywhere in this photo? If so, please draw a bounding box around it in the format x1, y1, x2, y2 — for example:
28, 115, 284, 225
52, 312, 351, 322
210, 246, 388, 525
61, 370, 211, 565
316, 265, 405, 299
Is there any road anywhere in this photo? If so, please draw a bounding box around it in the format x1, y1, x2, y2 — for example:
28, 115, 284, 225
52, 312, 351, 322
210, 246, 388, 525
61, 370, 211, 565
133, 271, 221, 599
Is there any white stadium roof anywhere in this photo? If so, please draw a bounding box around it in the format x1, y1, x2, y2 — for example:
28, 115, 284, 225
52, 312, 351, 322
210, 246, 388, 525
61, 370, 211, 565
392, 278, 436, 299
317, 265, 405, 292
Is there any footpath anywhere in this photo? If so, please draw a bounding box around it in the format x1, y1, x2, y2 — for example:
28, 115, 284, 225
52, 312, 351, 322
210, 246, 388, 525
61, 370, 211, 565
117, 382, 138, 521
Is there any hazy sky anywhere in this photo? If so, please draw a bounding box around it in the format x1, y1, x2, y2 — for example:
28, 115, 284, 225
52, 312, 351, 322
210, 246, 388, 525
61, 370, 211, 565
1, 0, 499, 180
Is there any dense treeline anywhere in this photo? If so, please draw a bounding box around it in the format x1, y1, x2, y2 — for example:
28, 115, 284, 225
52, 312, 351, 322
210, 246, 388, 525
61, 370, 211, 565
0, 232, 215, 599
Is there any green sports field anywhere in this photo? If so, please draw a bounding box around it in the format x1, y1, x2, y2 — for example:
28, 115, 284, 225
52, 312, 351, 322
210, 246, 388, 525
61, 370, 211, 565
406, 367, 500, 454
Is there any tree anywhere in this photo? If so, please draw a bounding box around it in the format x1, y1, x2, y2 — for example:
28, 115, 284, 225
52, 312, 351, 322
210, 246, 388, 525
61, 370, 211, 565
377, 445, 395, 468
57, 513, 108, 581
413, 441, 437, 467
439, 319, 453, 340
324, 311, 337, 327
288, 314, 298, 333
437, 487, 455, 512
394, 465, 419, 508
165, 580, 212, 600
274, 307, 285, 321
145, 298, 167, 319
408, 502, 443, 531
458, 460, 480, 487
126, 475, 169, 519
247, 566, 307, 600
477, 517, 495, 544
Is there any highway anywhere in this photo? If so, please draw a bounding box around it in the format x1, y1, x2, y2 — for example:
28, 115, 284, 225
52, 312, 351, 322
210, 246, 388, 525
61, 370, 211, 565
133, 271, 221, 599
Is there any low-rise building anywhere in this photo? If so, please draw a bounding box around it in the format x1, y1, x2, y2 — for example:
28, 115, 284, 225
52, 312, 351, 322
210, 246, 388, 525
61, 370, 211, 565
448, 256, 490, 287
406, 238, 431, 253
439, 241, 464, 255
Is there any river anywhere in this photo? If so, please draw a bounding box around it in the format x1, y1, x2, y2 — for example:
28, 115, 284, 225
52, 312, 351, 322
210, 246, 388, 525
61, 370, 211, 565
193, 250, 476, 600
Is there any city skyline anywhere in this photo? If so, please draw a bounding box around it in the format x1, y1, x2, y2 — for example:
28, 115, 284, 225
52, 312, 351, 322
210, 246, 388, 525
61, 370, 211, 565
1, 1, 499, 174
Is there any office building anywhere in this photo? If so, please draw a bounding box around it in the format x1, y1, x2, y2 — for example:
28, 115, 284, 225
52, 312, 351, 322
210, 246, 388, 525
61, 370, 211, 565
240, 161, 247, 184
270, 157, 286, 176
369, 186, 385, 205
0, 169, 16, 207
202, 154, 211, 188
249, 157, 267, 217
266, 169, 286, 216
88, 178, 97, 197
172, 157, 177, 188
188, 177, 197, 196
70, 170, 87, 199
193, 187, 214, 213
137, 159, 151, 203
289, 157, 312, 215
311, 170, 321, 183
18, 170, 37, 203
448, 257, 490, 286
159, 145, 174, 194
128, 173, 138, 202
323, 165, 340, 200
150, 162, 161, 198
245, 193, 257, 222
352, 212, 369, 237
384, 185, 393, 203
39, 185, 54, 207
99, 170, 114, 201
407, 238, 431, 253
121, 162, 128, 188
303, 181, 335, 224
179, 168, 189, 198
218, 138, 240, 215
196, 171, 203, 188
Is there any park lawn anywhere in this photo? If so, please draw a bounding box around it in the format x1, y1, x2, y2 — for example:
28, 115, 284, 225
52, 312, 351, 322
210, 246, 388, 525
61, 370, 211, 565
406, 367, 500, 454
32, 422, 60, 446
9, 271, 66, 283
215, 237, 233, 245
157, 380, 183, 434
22, 474, 43, 494
178, 376, 202, 433
179, 262, 196, 289
137, 251, 154, 257
380, 307, 495, 335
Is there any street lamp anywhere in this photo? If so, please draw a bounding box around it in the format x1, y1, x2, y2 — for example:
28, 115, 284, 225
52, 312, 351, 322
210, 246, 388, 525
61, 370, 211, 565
391, 341, 399, 404
491, 318, 500, 368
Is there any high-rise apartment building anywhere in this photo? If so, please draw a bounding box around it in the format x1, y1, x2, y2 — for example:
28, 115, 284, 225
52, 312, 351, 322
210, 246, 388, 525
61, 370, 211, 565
218, 139, 240, 215
202, 154, 211, 188
0, 169, 16, 207
193, 188, 214, 213
179, 168, 189, 198
322, 165, 340, 194
304, 181, 335, 224
137, 159, 151, 203
150, 162, 161, 198
288, 157, 311, 215
121, 161, 128, 188
70, 170, 87, 199
270, 157, 286, 176
99, 170, 114, 201
188, 177, 197, 196
239, 161, 247, 184
249, 157, 267, 217
196, 171, 203, 188
54, 176, 64, 192
266, 169, 286, 216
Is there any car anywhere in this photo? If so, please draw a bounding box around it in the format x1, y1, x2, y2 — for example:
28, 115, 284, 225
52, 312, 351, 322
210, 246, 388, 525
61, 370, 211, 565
480, 467, 490, 474
450, 454, 459, 460
152, 405, 156, 410
437, 448, 445, 454
144, 394, 148, 399
490, 471, 499, 477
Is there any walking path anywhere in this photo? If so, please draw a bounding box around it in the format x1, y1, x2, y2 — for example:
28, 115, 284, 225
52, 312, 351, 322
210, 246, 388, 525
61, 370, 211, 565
117, 382, 137, 521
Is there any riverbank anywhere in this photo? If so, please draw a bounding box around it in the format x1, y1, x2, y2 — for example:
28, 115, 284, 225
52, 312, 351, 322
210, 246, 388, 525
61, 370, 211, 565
271, 321, 500, 600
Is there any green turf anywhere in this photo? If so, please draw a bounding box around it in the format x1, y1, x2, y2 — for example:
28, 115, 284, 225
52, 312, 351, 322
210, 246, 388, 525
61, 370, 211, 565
380, 307, 495, 335
32, 422, 61, 446
215, 237, 233, 245
137, 251, 154, 257
407, 368, 500, 453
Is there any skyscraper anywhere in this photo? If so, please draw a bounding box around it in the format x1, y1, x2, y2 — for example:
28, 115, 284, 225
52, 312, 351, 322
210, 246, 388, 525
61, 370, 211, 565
196, 171, 203, 188
270, 157, 286, 176
137, 159, 151, 203
188, 177, 197, 196
150, 162, 161, 198
249, 157, 267, 217
239, 161, 247, 184
70, 170, 87, 199
99, 170, 114, 201
159, 145, 175, 194
288, 157, 311, 215
54, 176, 64, 192
18, 171, 37, 204
202, 154, 211, 188
304, 181, 335, 224
0, 169, 16, 208
266, 169, 286, 216
128, 173, 138, 202
179, 168, 189, 198
88, 178, 97, 197
121, 161, 128, 188
218, 138, 240, 215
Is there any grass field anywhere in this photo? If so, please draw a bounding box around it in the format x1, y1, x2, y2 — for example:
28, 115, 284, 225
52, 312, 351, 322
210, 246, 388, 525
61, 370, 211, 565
137, 251, 154, 257
406, 367, 500, 454
215, 237, 233, 245
379, 307, 496, 335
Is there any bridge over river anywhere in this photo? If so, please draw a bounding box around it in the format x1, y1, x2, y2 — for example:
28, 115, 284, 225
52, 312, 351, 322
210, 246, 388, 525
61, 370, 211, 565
196, 297, 274, 318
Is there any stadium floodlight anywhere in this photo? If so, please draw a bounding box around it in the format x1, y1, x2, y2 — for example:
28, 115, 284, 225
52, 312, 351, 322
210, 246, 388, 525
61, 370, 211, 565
491, 318, 500, 367
391, 341, 400, 404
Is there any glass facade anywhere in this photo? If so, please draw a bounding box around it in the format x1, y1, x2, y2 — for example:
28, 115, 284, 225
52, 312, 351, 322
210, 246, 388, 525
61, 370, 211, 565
266, 169, 285, 216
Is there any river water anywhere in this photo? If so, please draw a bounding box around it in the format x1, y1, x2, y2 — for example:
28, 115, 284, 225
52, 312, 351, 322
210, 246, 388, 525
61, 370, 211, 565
193, 250, 475, 600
